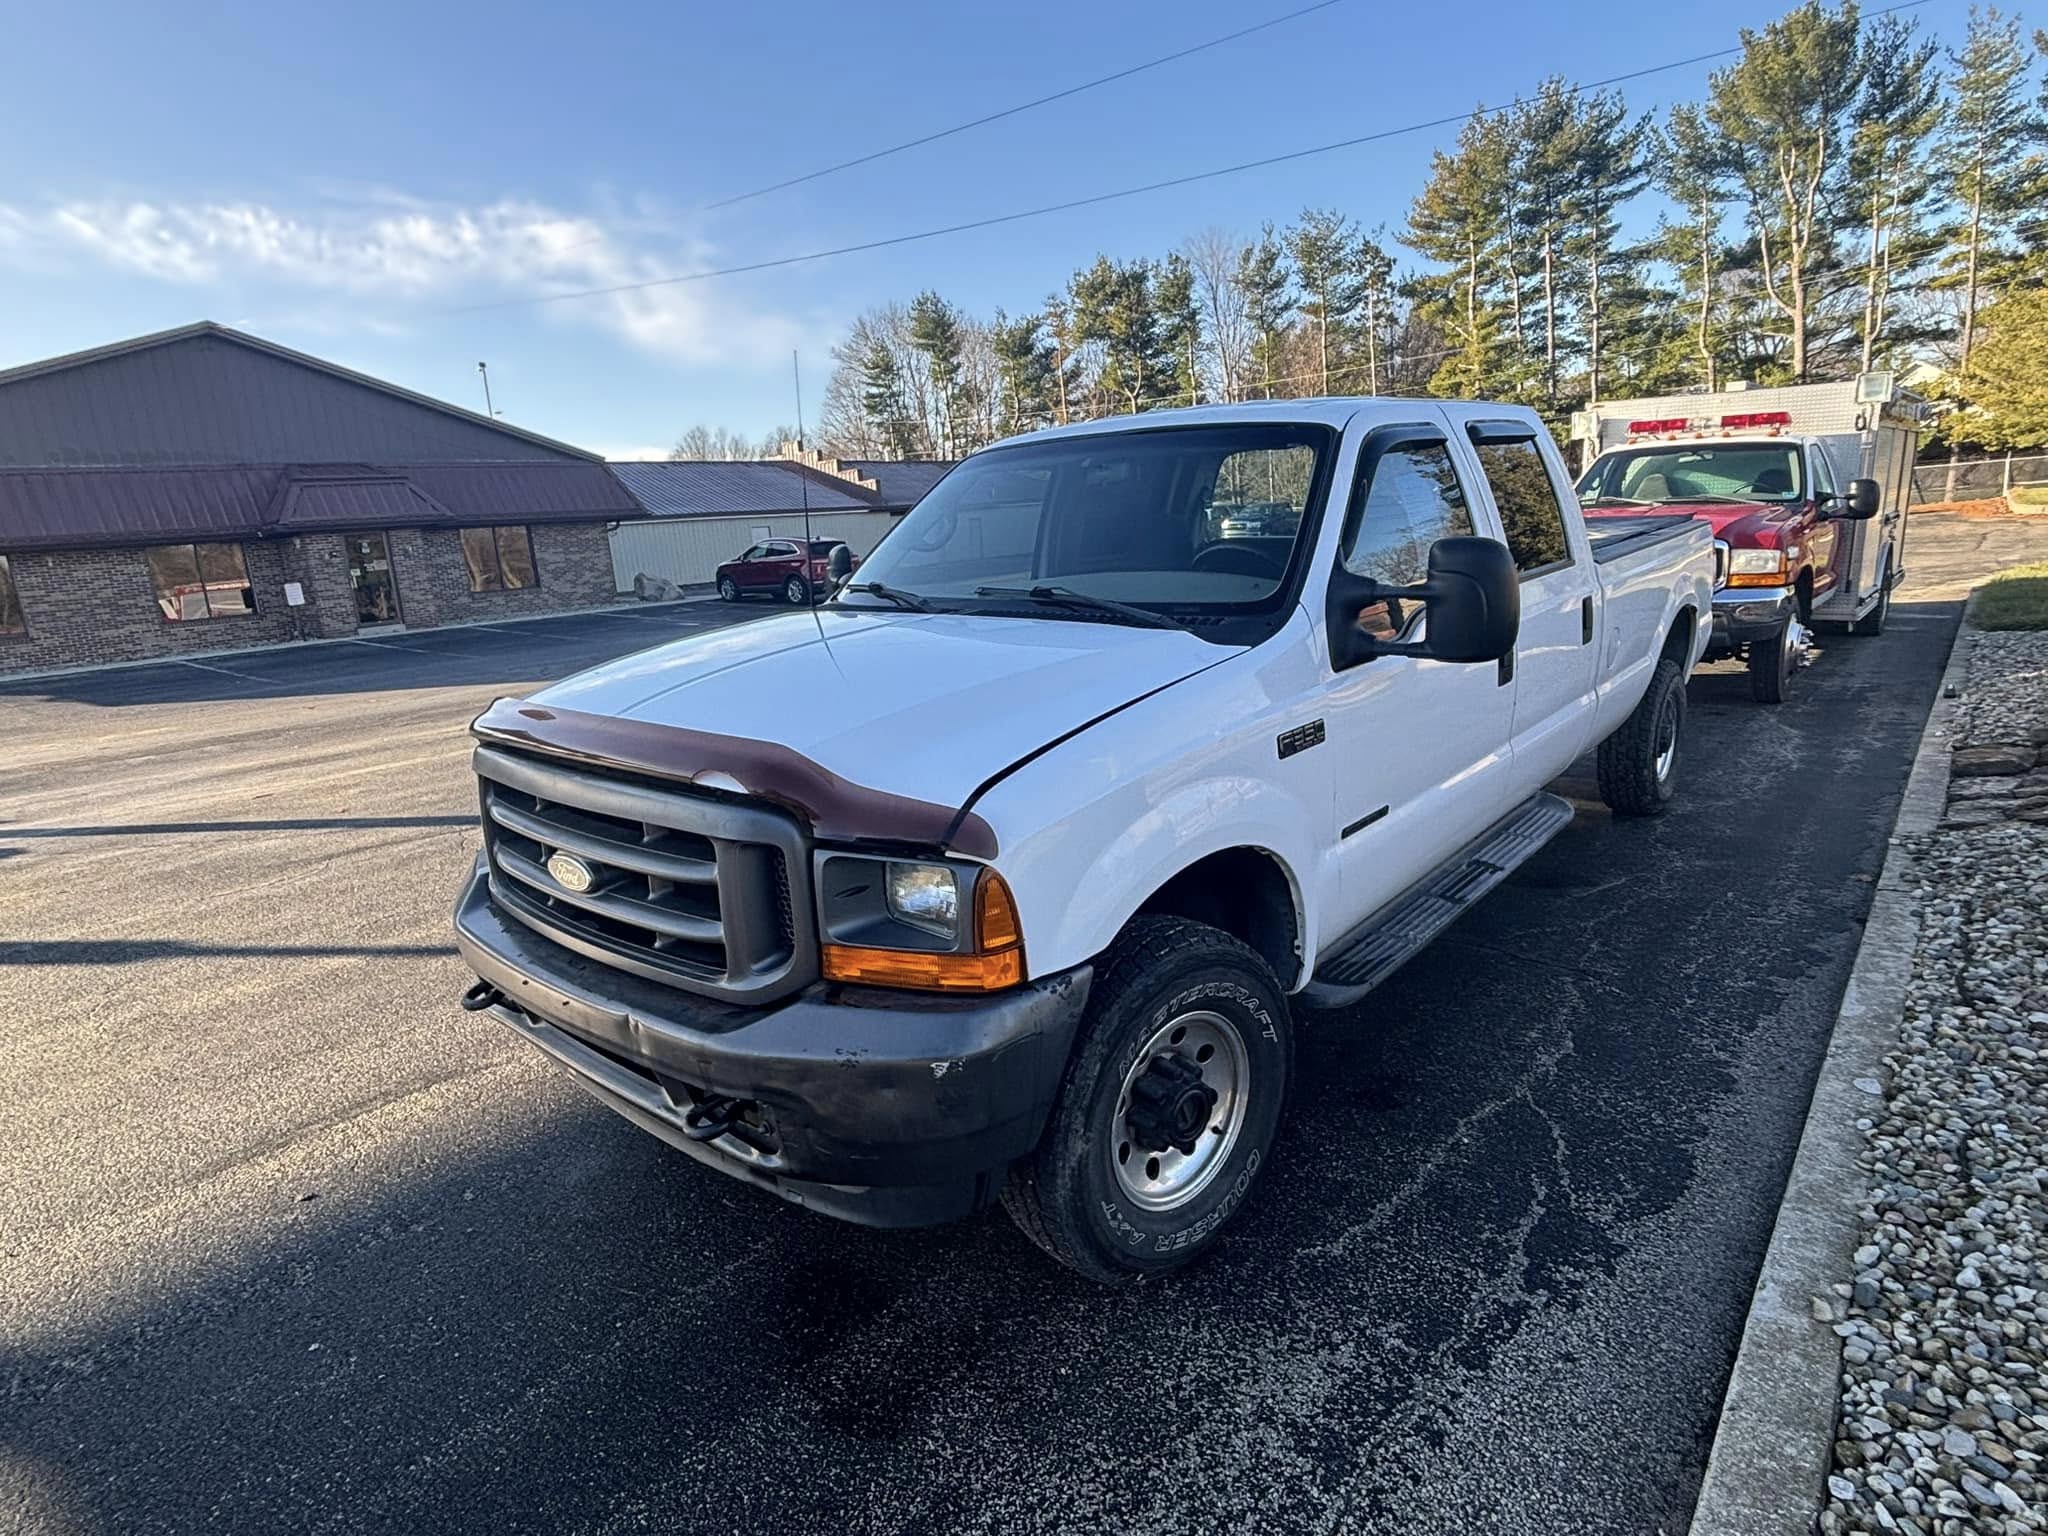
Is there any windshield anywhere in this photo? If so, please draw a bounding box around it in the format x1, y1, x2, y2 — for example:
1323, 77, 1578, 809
843, 424, 1330, 614
1577, 444, 1804, 504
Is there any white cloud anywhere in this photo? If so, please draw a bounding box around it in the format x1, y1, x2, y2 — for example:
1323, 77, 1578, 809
0, 194, 807, 368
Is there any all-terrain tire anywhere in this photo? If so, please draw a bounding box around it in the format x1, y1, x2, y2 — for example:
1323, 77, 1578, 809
1748, 618, 1797, 704
1597, 655, 1685, 818
1002, 916, 1291, 1284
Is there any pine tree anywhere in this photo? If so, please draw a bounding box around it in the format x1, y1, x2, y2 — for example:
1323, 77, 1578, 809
1656, 103, 1740, 390
1355, 231, 1397, 394
1154, 252, 1203, 407
1407, 114, 1514, 398
1959, 278, 2048, 448
1847, 13, 1944, 371
859, 336, 923, 460
1707, 2, 1865, 381
1563, 90, 1654, 402
1235, 226, 1292, 399
1288, 208, 1369, 395
1071, 256, 1168, 415
1934, 7, 2044, 371
907, 290, 966, 457
989, 309, 1055, 435
1040, 291, 1081, 426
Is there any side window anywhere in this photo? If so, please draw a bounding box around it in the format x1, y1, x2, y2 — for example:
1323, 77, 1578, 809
1809, 448, 1837, 503
1341, 442, 1473, 637
740, 544, 768, 560
1474, 440, 1574, 575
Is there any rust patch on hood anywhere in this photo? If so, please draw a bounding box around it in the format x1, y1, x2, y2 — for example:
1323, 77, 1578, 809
470, 697, 998, 859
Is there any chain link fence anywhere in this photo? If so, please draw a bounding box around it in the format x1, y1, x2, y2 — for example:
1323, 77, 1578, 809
1911, 454, 2048, 506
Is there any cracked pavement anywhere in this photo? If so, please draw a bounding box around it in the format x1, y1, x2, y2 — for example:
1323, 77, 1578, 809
0, 524, 2018, 1535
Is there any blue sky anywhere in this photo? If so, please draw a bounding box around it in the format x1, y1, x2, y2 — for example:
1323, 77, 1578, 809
0, 0, 1981, 458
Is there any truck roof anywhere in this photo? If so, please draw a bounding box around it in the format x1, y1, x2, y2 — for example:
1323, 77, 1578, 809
994, 396, 1540, 449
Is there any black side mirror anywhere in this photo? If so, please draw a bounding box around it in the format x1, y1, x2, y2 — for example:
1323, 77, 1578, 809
1843, 478, 1881, 519
827, 545, 854, 583
1326, 536, 1521, 670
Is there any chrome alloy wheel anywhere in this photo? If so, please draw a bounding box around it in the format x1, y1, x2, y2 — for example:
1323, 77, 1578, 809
1110, 1009, 1251, 1211
1787, 616, 1813, 670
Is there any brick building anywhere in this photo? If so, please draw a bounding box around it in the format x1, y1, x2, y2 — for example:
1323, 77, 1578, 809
0, 323, 640, 675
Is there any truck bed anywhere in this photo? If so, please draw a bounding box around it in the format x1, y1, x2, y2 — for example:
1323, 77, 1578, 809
1584, 514, 1703, 565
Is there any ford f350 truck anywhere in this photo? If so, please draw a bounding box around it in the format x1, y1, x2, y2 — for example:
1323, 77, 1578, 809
454, 399, 1715, 1281
1571, 376, 1923, 703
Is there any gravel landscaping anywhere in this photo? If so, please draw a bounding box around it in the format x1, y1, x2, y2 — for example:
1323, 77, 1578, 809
1820, 630, 2048, 1535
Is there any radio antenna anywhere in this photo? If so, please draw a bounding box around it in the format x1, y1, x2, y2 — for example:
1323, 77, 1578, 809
793, 349, 827, 644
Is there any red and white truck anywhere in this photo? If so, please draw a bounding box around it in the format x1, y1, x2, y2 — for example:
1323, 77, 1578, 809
1570, 376, 1926, 702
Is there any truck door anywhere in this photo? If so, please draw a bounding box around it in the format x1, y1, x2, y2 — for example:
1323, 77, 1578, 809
1803, 445, 1843, 599
1458, 421, 1601, 787
1321, 415, 1518, 937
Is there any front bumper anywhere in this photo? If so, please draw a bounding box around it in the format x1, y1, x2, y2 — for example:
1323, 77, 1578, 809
453, 859, 1092, 1227
1708, 586, 1795, 653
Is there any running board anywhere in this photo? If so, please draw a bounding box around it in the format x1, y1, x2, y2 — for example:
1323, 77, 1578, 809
1302, 792, 1575, 1010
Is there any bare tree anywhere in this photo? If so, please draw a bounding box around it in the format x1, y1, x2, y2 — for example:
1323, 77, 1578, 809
1184, 227, 1252, 403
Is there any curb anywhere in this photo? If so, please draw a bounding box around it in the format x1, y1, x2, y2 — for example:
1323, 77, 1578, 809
1686, 606, 1976, 1536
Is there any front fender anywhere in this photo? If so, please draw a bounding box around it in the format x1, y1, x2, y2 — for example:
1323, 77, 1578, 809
969, 619, 1332, 990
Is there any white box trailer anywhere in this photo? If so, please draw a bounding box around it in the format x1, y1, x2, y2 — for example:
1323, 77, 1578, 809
1569, 374, 1927, 627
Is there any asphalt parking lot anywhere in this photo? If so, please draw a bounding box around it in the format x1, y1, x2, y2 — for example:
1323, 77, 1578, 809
1, 518, 2038, 1536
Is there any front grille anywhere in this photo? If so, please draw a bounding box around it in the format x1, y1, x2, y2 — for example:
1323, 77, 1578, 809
474, 745, 815, 1004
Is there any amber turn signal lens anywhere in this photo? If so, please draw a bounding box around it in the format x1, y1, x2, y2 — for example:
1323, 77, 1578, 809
976, 870, 1022, 952
1724, 570, 1787, 588
822, 945, 1024, 991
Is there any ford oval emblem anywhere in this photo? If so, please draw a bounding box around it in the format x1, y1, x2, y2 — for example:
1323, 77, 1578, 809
546, 851, 596, 893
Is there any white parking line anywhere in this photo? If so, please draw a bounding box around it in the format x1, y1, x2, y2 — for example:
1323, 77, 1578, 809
175, 658, 272, 683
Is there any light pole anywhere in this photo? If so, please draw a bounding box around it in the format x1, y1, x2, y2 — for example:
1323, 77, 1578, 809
477, 361, 498, 418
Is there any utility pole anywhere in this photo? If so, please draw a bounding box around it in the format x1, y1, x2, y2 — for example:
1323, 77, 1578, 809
477, 361, 498, 418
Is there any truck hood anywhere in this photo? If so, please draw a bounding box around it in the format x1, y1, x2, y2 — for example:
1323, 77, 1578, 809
1587, 498, 1794, 542
526, 608, 1235, 813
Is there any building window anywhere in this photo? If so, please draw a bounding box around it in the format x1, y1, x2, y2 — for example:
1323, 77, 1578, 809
147, 543, 256, 622
460, 526, 538, 592
0, 555, 25, 637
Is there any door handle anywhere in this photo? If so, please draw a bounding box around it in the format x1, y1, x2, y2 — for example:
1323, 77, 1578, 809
1497, 649, 1514, 687
1581, 596, 1594, 644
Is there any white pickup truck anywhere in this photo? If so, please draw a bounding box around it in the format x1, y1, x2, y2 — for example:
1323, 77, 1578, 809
454, 399, 1715, 1280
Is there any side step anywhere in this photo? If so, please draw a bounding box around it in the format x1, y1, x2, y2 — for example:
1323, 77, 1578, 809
1302, 792, 1575, 1010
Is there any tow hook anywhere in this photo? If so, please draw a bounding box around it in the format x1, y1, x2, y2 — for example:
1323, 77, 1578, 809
682, 1094, 744, 1142
460, 980, 506, 1013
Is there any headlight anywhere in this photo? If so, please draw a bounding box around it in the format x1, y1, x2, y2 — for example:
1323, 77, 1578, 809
816, 853, 1024, 991
1725, 548, 1787, 587
886, 862, 959, 939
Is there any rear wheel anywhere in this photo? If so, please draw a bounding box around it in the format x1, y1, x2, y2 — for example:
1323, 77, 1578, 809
1002, 916, 1290, 1284
784, 574, 810, 606
1849, 558, 1892, 637
1598, 655, 1685, 818
717, 576, 739, 602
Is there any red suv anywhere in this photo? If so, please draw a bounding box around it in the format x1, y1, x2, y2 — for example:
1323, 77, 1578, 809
714, 539, 857, 606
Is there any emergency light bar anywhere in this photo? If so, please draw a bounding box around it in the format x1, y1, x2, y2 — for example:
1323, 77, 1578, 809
1627, 417, 1688, 434
1721, 411, 1792, 429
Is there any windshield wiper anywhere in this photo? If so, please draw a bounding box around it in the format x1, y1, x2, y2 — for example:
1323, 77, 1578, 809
837, 581, 931, 612
1583, 495, 1652, 507
972, 584, 1186, 631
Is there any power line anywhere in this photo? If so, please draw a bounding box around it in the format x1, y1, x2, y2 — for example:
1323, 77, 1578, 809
701, 0, 1350, 211
446, 0, 1935, 320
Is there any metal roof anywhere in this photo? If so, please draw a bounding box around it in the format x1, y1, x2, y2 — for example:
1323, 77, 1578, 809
839, 460, 952, 505
0, 462, 640, 552
0, 323, 599, 466
608, 460, 869, 517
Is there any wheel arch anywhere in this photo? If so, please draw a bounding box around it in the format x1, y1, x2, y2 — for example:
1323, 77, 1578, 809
1131, 845, 1304, 989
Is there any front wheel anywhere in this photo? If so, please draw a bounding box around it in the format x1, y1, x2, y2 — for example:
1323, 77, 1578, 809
783, 574, 810, 606
1747, 615, 1807, 704
1002, 916, 1290, 1283
1598, 654, 1685, 818
717, 576, 740, 603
